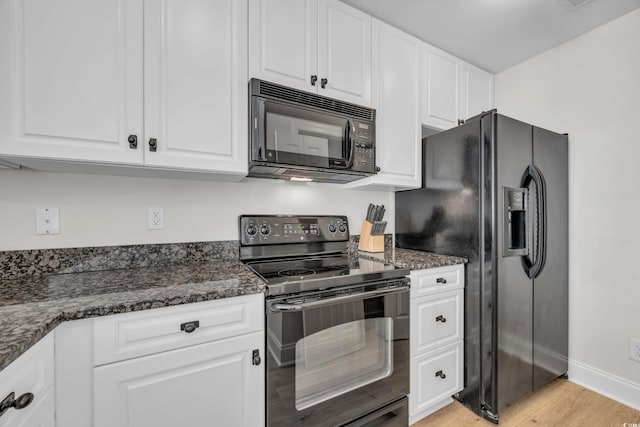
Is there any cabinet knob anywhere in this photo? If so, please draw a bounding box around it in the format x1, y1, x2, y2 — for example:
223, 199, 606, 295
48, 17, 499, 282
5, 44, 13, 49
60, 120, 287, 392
458, 119, 465, 126
435, 370, 447, 379
128, 134, 138, 149
148, 138, 157, 152
321, 78, 328, 89
436, 277, 447, 284
0, 392, 34, 419
310, 75, 318, 86
180, 320, 200, 333
435, 315, 447, 323
376, 166, 381, 172
252, 349, 261, 366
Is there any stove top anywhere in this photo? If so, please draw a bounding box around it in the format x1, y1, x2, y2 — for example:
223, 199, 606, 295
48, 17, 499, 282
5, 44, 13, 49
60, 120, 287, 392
239, 215, 409, 296
245, 254, 405, 295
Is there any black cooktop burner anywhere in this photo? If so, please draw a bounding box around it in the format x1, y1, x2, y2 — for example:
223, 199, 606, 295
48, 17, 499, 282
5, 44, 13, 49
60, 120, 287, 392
248, 255, 352, 285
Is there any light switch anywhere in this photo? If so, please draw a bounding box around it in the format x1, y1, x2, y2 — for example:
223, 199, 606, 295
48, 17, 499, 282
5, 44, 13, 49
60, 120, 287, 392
36, 207, 61, 235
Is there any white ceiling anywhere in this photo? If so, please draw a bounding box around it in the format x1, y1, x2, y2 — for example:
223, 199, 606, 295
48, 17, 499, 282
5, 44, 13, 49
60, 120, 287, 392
341, 0, 640, 73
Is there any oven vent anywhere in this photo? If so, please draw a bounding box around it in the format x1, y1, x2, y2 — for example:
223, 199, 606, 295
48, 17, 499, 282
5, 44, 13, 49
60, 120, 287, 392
252, 79, 375, 121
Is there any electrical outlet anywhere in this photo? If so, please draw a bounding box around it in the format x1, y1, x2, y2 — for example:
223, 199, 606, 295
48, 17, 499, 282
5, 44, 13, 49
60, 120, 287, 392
147, 207, 164, 230
630, 338, 640, 362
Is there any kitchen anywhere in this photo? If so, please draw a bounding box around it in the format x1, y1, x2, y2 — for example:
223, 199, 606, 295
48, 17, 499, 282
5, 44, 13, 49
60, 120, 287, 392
1, 0, 639, 426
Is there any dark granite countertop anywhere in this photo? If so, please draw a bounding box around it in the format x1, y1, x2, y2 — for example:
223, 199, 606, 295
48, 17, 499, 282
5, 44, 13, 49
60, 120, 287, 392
0, 238, 463, 374
358, 247, 466, 270
0, 261, 265, 372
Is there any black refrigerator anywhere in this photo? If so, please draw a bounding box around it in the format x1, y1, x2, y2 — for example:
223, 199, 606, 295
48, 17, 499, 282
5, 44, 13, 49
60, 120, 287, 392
396, 110, 568, 423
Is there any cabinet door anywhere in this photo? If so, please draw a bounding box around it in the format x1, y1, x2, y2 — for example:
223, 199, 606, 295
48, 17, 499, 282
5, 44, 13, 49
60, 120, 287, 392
345, 19, 420, 191
2, 0, 143, 164
409, 341, 463, 418
249, 0, 318, 93
0, 334, 54, 427
461, 62, 494, 120
410, 289, 463, 355
143, 0, 247, 175
317, 0, 371, 106
422, 45, 461, 130
94, 331, 264, 427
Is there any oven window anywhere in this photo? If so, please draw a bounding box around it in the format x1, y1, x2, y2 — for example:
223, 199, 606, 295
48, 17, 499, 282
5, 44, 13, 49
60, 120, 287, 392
294, 317, 393, 411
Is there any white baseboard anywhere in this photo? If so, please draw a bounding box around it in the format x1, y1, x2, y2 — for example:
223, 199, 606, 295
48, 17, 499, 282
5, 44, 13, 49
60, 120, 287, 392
569, 359, 640, 410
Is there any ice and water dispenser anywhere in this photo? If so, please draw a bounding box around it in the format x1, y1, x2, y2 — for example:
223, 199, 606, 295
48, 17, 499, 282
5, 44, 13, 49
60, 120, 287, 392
503, 187, 528, 257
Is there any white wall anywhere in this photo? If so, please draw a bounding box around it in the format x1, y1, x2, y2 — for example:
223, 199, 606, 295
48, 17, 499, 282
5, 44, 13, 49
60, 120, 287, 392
0, 170, 393, 251
495, 8, 640, 392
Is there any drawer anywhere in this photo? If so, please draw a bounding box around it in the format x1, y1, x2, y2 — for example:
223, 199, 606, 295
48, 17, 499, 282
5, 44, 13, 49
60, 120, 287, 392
411, 289, 462, 355
94, 293, 264, 365
409, 341, 463, 416
410, 264, 464, 298
0, 334, 54, 427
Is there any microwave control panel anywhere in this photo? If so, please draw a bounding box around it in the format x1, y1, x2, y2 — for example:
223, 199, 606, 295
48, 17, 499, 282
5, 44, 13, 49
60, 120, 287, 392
352, 119, 375, 173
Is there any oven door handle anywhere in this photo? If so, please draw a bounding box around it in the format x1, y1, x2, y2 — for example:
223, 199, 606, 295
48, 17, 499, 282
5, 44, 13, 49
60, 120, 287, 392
269, 285, 409, 313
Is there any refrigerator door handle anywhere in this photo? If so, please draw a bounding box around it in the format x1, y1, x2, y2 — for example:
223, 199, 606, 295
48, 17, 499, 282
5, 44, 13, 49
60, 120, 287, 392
520, 165, 547, 279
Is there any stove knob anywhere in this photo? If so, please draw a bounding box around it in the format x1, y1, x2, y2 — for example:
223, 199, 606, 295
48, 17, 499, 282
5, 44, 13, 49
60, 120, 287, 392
246, 224, 257, 236
328, 224, 337, 233
260, 225, 271, 236
338, 224, 347, 233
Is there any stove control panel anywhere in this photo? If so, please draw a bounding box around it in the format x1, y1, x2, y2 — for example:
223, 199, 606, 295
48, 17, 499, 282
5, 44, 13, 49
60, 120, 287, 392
239, 215, 349, 245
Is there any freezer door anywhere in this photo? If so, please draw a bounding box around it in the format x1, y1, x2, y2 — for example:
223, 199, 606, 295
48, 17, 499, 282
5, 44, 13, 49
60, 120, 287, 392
491, 114, 534, 414
532, 127, 569, 390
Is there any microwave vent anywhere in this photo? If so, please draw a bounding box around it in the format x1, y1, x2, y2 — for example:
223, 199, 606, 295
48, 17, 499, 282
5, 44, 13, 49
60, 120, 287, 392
255, 80, 374, 121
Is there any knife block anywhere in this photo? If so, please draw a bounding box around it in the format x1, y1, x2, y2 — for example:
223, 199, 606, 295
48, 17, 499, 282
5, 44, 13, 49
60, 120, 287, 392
358, 220, 384, 253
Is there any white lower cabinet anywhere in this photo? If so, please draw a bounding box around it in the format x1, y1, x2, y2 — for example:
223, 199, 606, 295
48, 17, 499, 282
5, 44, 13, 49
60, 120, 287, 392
94, 331, 263, 427
0, 333, 54, 427
409, 264, 464, 424
410, 342, 463, 417
55, 294, 265, 427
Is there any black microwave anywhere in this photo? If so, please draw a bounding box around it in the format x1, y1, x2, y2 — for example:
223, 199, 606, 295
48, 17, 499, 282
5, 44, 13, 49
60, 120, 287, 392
248, 79, 376, 183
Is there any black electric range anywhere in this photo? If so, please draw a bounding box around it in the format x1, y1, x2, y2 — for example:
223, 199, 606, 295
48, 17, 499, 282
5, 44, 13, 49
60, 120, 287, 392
239, 215, 411, 427
239, 215, 408, 296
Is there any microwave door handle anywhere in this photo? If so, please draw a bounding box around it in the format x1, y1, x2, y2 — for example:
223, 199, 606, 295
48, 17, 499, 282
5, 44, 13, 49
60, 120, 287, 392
344, 119, 355, 168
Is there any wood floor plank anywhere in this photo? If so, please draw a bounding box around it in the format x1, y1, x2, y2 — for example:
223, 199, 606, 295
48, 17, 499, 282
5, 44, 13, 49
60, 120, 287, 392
411, 380, 640, 426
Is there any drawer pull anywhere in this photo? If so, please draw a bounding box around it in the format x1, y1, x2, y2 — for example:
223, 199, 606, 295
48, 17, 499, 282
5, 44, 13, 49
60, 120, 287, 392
435, 370, 447, 379
180, 321, 200, 333
0, 392, 34, 418
435, 315, 447, 323
436, 277, 447, 284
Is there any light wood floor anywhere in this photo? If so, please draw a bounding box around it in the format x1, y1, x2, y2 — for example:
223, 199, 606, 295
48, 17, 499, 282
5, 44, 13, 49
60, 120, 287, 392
412, 379, 640, 427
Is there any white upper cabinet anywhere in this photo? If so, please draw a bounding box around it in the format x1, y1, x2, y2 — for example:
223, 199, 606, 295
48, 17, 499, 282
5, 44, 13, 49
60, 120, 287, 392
0, 0, 248, 178
249, 0, 317, 93
461, 61, 494, 120
143, 0, 248, 174
422, 45, 461, 131
317, 0, 371, 105
249, 0, 371, 106
1, 0, 144, 165
344, 19, 421, 191
421, 44, 494, 130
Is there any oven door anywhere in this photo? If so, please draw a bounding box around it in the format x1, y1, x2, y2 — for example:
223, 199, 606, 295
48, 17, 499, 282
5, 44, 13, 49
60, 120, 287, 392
251, 96, 355, 170
266, 280, 410, 427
